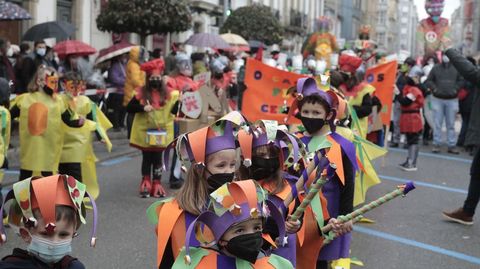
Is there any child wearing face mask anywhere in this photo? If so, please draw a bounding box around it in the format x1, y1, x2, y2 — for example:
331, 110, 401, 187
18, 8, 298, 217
58, 72, 112, 199
126, 59, 179, 198
0, 174, 98, 269
173, 180, 294, 268
146, 114, 245, 268
395, 66, 425, 171
10, 66, 84, 181
237, 121, 305, 266
287, 77, 357, 269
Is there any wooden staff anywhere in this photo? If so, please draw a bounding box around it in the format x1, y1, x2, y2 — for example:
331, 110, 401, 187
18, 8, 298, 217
321, 181, 415, 234
290, 163, 337, 222
322, 215, 364, 246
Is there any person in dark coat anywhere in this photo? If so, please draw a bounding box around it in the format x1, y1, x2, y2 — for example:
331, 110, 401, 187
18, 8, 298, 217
442, 48, 480, 225
456, 57, 476, 149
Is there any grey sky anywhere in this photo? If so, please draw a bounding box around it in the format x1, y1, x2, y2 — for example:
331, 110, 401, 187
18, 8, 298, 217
414, 0, 460, 20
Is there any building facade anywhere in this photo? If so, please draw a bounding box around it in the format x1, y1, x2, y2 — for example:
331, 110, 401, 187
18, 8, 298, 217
397, 0, 418, 55
375, 0, 399, 53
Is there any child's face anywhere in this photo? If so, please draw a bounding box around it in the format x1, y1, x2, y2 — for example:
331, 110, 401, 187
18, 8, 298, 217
64, 79, 85, 97
206, 149, 236, 175
20, 214, 76, 244
300, 102, 327, 119
219, 218, 263, 244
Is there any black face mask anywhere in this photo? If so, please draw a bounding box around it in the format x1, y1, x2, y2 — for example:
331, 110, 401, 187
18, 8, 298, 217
207, 172, 234, 193
224, 232, 263, 264
149, 80, 162, 89
250, 157, 280, 181
300, 116, 326, 134
43, 85, 54, 96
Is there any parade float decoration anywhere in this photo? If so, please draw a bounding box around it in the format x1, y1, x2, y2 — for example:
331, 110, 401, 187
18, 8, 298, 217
302, 16, 338, 68
416, 0, 450, 59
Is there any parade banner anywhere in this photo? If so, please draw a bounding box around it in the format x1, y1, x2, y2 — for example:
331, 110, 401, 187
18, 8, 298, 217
365, 60, 397, 127
243, 58, 305, 123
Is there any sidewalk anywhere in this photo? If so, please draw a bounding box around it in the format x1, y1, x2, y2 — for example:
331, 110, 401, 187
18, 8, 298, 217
2, 129, 139, 186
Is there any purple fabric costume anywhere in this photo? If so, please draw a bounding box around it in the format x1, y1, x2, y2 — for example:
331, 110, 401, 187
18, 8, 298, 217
300, 134, 353, 261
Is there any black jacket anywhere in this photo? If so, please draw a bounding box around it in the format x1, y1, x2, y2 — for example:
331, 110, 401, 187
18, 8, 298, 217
425, 62, 463, 99
0, 248, 85, 269
446, 48, 480, 146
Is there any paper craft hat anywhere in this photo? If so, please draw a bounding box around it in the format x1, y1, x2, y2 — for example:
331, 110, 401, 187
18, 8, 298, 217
183, 180, 285, 264
0, 175, 98, 247
339, 54, 363, 74
237, 120, 305, 171
326, 87, 349, 120
163, 111, 249, 169
285, 77, 334, 124
141, 59, 165, 76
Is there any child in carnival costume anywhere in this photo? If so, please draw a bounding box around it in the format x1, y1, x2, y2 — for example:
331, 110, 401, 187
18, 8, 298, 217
395, 66, 425, 171
58, 71, 112, 199
0, 78, 11, 207
236, 120, 304, 266
336, 54, 375, 139
330, 72, 387, 206
127, 59, 179, 198
286, 77, 358, 269
173, 179, 293, 268
10, 66, 84, 180
0, 175, 98, 269
165, 53, 199, 189
146, 112, 247, 268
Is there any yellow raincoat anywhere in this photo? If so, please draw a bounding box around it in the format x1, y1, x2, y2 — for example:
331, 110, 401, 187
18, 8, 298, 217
348, 83, 375, 138
60, 94, 112, 199
0, 106, 10, 184
130, 91, 179, 151
123, 46, 146, 106
15, 92, 67, 172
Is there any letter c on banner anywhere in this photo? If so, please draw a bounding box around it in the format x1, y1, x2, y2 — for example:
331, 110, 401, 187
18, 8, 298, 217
261, 104, 269, 113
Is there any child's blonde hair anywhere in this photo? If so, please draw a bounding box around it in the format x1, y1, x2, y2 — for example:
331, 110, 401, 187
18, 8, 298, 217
175, 154, 217, 215
27, 65, 57, 92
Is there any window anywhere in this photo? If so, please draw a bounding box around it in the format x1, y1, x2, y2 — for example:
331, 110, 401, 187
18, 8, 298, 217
378, 12, 386, 25
401, 28, 407, 34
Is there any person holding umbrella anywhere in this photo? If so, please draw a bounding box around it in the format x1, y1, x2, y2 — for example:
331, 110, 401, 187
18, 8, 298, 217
16, 40, 51, 94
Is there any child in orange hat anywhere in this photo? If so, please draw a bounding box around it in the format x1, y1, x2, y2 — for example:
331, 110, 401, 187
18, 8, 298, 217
126, 59, 179, 198
0, 175, 98, 269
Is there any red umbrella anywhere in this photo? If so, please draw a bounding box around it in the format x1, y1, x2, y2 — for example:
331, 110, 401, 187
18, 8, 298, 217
95, 41, 134, 64
54, 40, 96, 59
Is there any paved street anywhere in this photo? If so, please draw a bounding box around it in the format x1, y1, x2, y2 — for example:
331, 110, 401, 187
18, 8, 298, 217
0, 136, 479, 268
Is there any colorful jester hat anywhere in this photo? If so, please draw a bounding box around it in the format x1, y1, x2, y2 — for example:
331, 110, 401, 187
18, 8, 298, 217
183, 180, 285, 265
326, 86, 349, 121
0, 175, 98, 247
285, 77, 336, 129
339, 54, 363, 75
237, 120, 306, 171
163, 111, 249, 170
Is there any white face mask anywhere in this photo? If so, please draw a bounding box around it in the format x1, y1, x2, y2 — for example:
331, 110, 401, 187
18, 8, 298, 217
27, 235, 72, 264
36, 48, 46, 57
442, 56, 450, 63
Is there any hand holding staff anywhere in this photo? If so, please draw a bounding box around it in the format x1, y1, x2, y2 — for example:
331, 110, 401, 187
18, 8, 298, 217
321, 182, 416, 234
290, 162, 337, 222
283, 151, 325, 208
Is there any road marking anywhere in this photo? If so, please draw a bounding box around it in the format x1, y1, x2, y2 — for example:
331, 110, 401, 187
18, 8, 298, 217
4, 170, 19, 175
354, 226, 480, 265
100, 156, 132, 166
388, 147, 472, 164
379, 175, 467, 194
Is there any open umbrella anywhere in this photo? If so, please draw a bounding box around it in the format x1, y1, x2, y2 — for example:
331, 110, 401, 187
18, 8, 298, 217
248, 40, 265, 49
54, 40, 96, 59
221, 33, 248, 46
185, 33, 230, 49
95, 41, 134, 64
0, 0, 31, 21
23, 21, 75, 41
